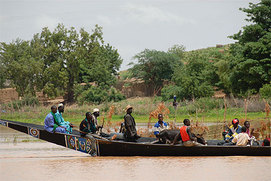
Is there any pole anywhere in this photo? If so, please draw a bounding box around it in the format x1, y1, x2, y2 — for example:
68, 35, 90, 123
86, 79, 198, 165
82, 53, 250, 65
173, 95, 178, 128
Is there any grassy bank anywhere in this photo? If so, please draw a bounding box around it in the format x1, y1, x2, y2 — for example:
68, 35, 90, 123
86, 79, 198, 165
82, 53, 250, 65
1, 97, 270, 140
0, 97, 269, 126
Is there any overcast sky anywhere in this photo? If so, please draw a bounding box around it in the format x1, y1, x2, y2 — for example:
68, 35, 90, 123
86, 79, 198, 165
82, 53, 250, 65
0, 0, 259, 70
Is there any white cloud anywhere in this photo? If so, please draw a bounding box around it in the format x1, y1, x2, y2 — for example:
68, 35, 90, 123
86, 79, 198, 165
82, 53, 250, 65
121, 3, 196, 25
97, 15, 114, 26
0, 16, 4, 23
36, 15, 60, 30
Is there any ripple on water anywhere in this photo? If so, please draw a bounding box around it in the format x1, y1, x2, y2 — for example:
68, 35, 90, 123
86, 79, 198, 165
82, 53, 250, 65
0, 126, 271, 181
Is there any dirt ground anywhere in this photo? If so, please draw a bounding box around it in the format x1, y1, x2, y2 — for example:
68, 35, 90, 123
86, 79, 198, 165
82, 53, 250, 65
0, 88, 18, 103
0, 88, 64, 104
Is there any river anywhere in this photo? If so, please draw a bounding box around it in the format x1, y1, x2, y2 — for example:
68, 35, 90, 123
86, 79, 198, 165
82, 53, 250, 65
0, 126, 270, 181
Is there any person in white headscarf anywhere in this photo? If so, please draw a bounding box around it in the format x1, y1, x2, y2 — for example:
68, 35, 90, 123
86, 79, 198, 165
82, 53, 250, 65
92, 108, 100, 127
55, 103, 73, 134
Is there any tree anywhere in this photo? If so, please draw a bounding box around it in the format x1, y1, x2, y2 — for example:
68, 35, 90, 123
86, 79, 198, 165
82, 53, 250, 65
31, 24, 79, 101
229, 0, 271, 96
0, 39, 43, 96
0, 24, 122, 103
0, 59, 7, 88
129, 49, 181, 95
168, 44, 186, 60
162, 51, 215, 100
259, 83, 271, 100
33, 24, 122, 102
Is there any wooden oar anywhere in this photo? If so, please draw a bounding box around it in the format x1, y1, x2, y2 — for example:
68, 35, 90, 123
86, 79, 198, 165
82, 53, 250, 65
101, 117, 105, 130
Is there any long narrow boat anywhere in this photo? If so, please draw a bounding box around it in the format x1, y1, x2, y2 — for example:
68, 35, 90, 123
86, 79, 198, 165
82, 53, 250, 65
0, 119, 270, 156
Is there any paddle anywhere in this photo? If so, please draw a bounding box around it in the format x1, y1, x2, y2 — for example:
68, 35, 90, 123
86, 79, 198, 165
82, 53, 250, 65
100, 117, 105, 132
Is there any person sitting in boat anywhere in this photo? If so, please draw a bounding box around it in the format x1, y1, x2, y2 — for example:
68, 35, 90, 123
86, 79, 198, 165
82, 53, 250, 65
55, 103, 73, 134
80, 112, 117, 140
224, 118, 242, 143
172, 119, 203, 146
262, 137, 270, 146
44, 105, 67, 133
244, 121, 254, 138
92, 108, 100, 127
232, 126, 250, 146
124, 105, 140, 142
153, 113, 169, 137
80, 112, 101, 137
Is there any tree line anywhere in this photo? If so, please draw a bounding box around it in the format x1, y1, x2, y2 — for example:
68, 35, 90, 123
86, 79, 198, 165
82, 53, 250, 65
128, 0, 271, 101
0, 24, 124, 103
0, 0, 270, 104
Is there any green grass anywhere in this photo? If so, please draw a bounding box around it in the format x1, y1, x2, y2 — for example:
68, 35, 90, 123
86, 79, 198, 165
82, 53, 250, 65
0, 97, 268, 126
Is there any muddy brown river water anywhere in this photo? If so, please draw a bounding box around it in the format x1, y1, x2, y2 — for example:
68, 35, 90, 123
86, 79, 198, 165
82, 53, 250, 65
0, 126, 270, 181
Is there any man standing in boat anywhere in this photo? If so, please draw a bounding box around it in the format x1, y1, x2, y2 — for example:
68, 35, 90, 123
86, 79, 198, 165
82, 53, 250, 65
55, 103, 73, 134
172, 119, 203, 146
44, 105, 66, 133
124, 105, 140, 142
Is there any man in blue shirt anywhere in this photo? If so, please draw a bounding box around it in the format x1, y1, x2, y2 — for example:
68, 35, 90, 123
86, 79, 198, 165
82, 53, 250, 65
44, 105, 66, 133
55, 103, 73, 134
153, 114, 169, 136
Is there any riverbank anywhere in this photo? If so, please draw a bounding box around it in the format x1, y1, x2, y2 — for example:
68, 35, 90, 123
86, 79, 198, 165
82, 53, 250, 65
1, 97, 270, 140
0, 97, 268, 124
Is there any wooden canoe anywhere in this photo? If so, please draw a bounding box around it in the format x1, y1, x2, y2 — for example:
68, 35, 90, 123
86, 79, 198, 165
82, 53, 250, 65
0, 119, 270, 156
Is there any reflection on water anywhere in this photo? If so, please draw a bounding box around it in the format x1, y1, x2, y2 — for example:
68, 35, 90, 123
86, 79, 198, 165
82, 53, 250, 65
0, 126, 271, 181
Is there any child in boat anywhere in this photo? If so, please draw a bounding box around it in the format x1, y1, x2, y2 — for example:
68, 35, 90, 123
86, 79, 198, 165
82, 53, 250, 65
232, 126, 250, 146
244, 121, 254, 137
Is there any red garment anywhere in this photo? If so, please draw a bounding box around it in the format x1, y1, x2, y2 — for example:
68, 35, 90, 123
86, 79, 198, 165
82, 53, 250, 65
262, 138, 270, 146
180, 126, 190, 142
246, 129, 250, 137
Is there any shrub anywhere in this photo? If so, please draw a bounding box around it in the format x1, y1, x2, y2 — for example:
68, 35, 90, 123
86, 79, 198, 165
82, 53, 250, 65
75, 85, 125, 105
161, 85, 181, 101
195, 97, 224, 110
260, 83, 271, 100
5, 95, 39, 110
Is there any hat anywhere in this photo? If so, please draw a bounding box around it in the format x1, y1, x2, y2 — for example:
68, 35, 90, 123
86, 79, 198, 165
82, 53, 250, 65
232, 119, 239, 124
58, 103, 64, 107
125, 105, 133, 111
93, 108, 99, 113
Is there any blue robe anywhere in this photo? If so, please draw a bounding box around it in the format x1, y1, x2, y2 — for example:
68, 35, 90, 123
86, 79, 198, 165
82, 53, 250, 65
44, 113, 66, 133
